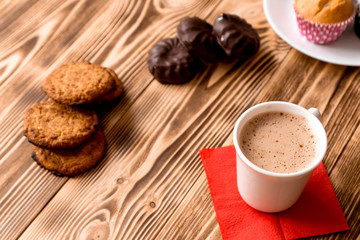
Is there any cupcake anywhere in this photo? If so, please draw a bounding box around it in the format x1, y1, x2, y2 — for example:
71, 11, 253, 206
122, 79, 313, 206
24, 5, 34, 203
294, 0, 355, 44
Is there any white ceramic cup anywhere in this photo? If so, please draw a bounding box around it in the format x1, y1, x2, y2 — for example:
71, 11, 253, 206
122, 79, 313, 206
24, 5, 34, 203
233, 101, 327, 213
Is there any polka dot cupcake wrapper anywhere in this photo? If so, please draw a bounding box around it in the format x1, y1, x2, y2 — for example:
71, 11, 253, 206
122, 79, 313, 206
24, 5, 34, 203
294, 7, 355, 44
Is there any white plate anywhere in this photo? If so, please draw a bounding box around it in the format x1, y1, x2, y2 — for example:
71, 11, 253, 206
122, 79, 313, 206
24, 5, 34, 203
263, 0, 360, 66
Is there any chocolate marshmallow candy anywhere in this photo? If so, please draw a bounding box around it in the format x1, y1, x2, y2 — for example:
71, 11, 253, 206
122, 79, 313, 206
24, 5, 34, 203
213, 13, 260, 61
177, 17, 225, 64
147, 37, 202, 84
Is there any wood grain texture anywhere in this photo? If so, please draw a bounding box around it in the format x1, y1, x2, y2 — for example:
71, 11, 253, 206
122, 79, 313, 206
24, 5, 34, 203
0, 0, 359, 239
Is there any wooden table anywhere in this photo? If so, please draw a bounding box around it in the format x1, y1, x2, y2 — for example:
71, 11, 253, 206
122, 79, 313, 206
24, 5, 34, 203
0, 0, 359, 239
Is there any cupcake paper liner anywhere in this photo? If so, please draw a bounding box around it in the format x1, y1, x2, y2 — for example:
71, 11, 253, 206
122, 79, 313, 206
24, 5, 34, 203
294, 6, 356, 44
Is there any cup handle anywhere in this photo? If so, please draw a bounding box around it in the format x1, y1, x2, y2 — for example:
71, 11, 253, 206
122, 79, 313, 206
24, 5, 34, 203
308, 108, 321, 120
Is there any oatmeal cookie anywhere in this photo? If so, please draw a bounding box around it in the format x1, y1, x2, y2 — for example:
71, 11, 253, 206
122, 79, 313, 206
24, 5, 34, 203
23, 100, 98, 149
42, 62, 116, 105
32, 128, 106, 177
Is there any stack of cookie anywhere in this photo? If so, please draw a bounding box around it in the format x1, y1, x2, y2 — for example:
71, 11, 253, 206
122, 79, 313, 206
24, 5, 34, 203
23, 62, 123, 177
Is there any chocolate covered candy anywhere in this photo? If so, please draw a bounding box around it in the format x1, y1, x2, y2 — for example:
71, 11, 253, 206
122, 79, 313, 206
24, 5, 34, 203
355, 6, 360, 38
177, 17, 225, 64
213, 13, 260, 60
147, 37, 202, 84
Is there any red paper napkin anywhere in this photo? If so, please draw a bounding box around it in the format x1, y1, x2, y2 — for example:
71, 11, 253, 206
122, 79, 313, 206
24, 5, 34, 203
200, 145, 349, 240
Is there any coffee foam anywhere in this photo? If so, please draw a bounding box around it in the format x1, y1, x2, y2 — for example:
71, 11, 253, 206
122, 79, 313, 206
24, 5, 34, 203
239, 111, 319, 174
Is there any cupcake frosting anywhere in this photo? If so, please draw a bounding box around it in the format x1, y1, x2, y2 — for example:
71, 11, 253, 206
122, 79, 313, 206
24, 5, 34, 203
295, 0, 354, 24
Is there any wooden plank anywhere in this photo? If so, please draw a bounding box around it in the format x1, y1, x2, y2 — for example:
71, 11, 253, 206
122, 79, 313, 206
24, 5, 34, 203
0, 0, 358, 239
317, 69, 360, 240
0, 0, 223, 239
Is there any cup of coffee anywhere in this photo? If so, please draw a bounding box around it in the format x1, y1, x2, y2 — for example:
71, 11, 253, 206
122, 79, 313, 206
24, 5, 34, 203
233, 101, 327, 213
